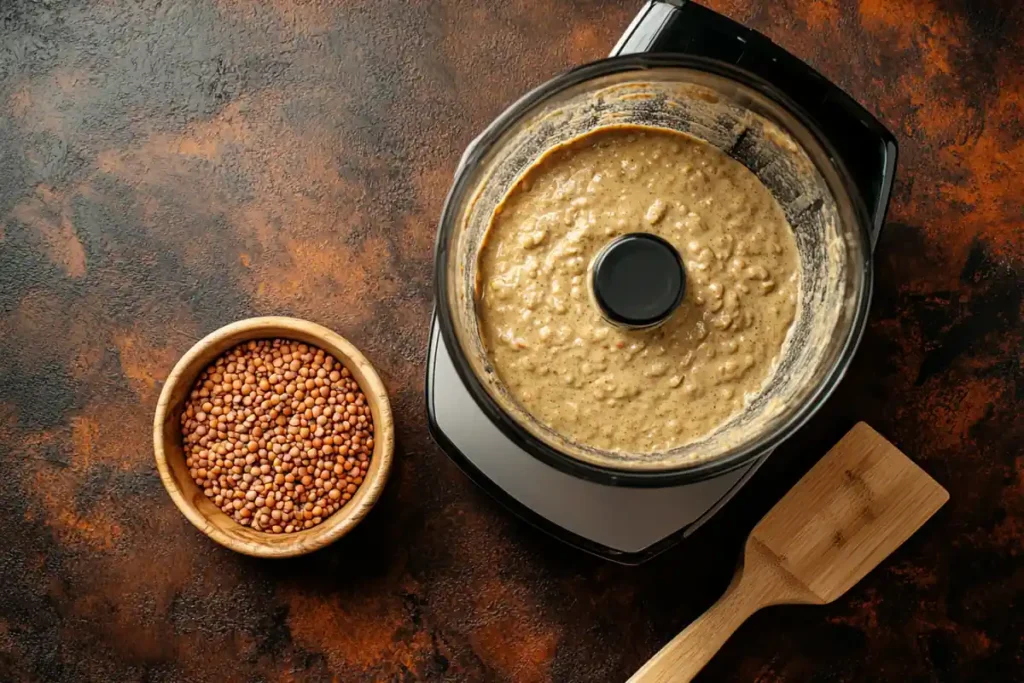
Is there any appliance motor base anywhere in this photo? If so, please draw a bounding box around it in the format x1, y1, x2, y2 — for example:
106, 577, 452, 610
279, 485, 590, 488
427, 321, 767, 564
425, 0, 895, 563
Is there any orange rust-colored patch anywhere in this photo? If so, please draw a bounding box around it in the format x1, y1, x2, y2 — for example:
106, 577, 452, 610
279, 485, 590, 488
16, 424, 66, 464
69, 336, 105, 380
826, 587, 883, 632
398, 164, 453, 265
8, 68, 91, 137
26, 456, 123, 551
174, 104, 252, 158
113, 331, 183, 402
471, 620, 559, 683
55, 213, 87, 277
917, 378, 1009, 452
95, 148, 127, 175
933, 85, 1024, 264
176, 137, 220, 159
281, 584, 431, 673
703, 0, 758, 22
215, 0, 335, 36
41, 492, 232, 663
53, 508, 123, 551
888, 561, 940, 589
69, 414, 100, 466
964, 628, 995, 655
10, 185, 87, 278
9, 87, 31, 118
990, 451, 1024, 555
89, 89, 403, 327
859, 0, 940, 54
851, 1, 1024, 272
53, 68, 87, 93
3, 289, 67, 354
74, 405, 153, 470
93, 100, 251, 187
412, 164, 452, 216
803, 0, 841, 29
467, 577, 560, 683
248, 233, 395, 323
564, 22, 607, 64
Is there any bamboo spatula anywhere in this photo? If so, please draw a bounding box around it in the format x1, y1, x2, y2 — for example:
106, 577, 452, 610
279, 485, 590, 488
629, 422, 949, 683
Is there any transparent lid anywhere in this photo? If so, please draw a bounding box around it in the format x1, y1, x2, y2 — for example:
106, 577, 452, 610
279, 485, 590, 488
435, 56, 872, 484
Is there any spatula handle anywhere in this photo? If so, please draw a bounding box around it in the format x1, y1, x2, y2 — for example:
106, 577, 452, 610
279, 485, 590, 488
627, 579, 756, 683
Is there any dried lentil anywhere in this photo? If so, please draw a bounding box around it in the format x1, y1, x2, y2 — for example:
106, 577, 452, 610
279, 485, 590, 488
180, 338, 375, 533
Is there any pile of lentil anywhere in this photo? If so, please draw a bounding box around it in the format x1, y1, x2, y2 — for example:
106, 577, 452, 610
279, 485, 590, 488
179, 338, 374, 533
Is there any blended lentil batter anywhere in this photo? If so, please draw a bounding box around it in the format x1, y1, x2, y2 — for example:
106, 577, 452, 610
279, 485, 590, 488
476, 125, 800, 453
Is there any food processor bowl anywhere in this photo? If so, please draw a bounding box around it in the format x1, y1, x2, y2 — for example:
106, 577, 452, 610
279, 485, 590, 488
435, 54, 874, 486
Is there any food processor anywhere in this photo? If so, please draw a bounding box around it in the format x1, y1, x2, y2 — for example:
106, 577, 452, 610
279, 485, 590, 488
426, 0, 897, 563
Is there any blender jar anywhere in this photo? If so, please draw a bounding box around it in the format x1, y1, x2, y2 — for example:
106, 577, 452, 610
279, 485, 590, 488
434, 55, 874, 486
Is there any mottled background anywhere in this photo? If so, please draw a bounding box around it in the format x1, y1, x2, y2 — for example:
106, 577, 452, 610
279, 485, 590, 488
0, 0, 1020, 681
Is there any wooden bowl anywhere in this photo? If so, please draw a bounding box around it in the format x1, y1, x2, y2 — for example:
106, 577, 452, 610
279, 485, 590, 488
153, 316, 394, 558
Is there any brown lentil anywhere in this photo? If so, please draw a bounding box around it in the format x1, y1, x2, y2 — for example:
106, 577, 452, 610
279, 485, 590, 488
180, 338, 375, 533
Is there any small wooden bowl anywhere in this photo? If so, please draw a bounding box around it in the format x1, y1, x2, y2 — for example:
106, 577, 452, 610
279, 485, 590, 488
153, 316, 394, 558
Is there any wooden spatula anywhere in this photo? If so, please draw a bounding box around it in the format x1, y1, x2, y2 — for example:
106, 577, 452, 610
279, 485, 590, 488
628, 422, 949, 683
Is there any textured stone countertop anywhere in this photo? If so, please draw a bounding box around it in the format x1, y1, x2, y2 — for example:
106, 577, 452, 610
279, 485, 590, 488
0, 1, 1020, 681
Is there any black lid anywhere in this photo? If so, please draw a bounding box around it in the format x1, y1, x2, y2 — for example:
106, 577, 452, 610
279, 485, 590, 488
591, 233, 685, 328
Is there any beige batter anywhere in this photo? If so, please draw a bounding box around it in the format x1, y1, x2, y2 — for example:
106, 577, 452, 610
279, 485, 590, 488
476, 125, 800, 453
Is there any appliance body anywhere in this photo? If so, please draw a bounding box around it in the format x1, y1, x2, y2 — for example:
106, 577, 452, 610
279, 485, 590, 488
426, 0, 896, 564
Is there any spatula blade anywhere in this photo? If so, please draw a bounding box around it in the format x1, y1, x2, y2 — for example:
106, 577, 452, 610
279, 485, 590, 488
751, 422, 949, 604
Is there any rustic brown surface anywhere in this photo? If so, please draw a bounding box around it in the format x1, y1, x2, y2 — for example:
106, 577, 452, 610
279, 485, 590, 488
0, 1, 1020, 681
